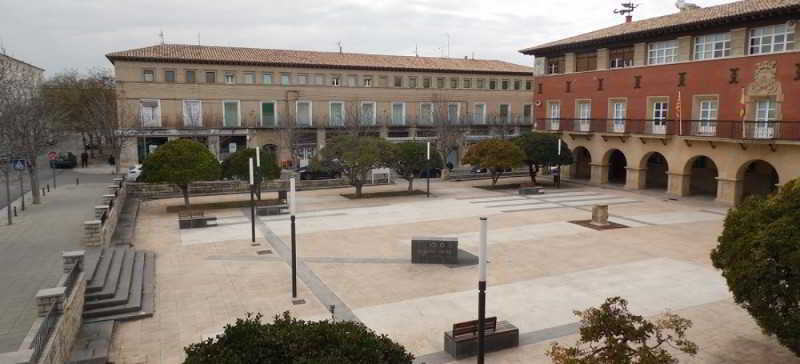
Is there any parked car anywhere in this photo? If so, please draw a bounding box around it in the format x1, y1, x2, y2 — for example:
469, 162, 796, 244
49, 152, 78, 169
470, 166, 488, 174
127, 164, 143, 181
297, 167, 341, 180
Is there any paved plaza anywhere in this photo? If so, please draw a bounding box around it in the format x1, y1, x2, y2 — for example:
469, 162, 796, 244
109, 178, 798, 363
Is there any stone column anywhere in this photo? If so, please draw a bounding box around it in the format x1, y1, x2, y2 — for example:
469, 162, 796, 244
625, 167, 646, 190
590, 163, 609, 184
716, 177, 742, 205
564, 52, 576, 73
633, 42, 647, 66
207, 135, 221, 160
36, 287, 65, 316
596, 48, 609, 70
62, 251, 85, 273
667, 172, 691, 197
316, 128, 326, 150
83, 220, 102, 247
94, 205, 110, 220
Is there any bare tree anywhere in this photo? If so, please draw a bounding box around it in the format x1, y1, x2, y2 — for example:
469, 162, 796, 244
430, 94, 463, 173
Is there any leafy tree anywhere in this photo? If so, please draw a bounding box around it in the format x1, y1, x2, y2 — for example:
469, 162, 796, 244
711, 179, 800, 356
514, 132, 574, 185
319, 135, 392, 197
386, 142, 443, 192
184, 312, 414, 364
141, 139, 221, 208
222, 148, 280, 182
462, 139, 524, 186
548, 297, 698, 364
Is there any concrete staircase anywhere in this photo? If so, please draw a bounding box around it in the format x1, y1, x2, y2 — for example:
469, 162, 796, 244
81, 247, 155, 323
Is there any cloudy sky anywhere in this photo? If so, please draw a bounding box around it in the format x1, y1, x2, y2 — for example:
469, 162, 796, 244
0, 0, 732, 76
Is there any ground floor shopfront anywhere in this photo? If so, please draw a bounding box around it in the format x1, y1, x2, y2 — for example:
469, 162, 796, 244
561, 134, 797, 205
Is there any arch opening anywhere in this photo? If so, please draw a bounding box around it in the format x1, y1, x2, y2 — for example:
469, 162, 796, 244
573, 147, 591, 180
687, 156, 718, 197
608, 149, 627, 185
644, 152, 668, 190
741, 160, 779, 201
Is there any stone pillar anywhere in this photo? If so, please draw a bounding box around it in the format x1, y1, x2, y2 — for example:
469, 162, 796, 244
564, 52, 576, 74
677, 36, 692, 62
94, 205, 110, 220
83, 220, 102, 247
316, 128, 326, 150
596, 48, 609, 70
716, 177, 742, 205
102, 194, 116, 205
62, 251, 85, 273
120, 138, 138, 168
379, 126, 389, 139
208, 135, 221, 160
625, 167, 646, 190
730, 28, 748, 57
591, 205, 609, 226
667, 172, 691, 197
112, 177, 124, 187
107, 185, 120, 196
590, 163, 608, 184
633, 42, 647, 66
36, 287, 65, 316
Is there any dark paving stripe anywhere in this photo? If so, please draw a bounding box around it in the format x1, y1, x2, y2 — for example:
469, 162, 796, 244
500, 205, 564, 213
485, 200, 552, 209
206, 255, 282, 262
258, 212, 347, 222
701, 209, 729, 216
303, 257, 409, 264
469, 197, 529, 204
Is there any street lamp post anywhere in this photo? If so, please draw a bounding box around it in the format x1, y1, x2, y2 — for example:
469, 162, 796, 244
249, 158, 255, 243
426, 142, 431, 198
290, 176, 297, 298
255, 147, 262, 201
478, 217, 488, 364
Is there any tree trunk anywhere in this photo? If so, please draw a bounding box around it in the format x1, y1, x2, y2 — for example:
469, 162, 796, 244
180, 184, 191, 209
528, 164, 536, 185
4, 169, 11, 225
355, 183, 363, 198
113, 147, 121, 175
407, 178, 414, 192
29, 164, 41, 204
491, 170, 501, 186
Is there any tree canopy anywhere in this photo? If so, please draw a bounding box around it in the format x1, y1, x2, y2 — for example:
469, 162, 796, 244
141, 139, 221, 208
462, 139, 524, 186
711, 179, 800, 356
386, 142, 443, 192
319, 135, 392, 197
514, 132, 574, 185
547, 297, 698, 364
222, 147, 280, 182
184, 312, 414, 364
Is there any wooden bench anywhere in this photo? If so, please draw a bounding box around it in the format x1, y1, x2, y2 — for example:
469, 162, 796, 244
519, 186, 544, 195
178, 210, 218, 229
256, 204, 289, 216
444, 317, 519, 359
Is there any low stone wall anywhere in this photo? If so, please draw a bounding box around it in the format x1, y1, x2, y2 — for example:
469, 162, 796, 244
446, 168, 530, 181
126, 178, 383, 200
84, 177, 126, 247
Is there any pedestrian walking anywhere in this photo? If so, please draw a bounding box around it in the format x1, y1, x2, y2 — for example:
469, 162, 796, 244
551, 165, 561, 188
80, 151, 89, 168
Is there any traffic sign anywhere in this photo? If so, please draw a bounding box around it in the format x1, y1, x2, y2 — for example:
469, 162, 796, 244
12, 160, 26, 171
48, 152, 58, 161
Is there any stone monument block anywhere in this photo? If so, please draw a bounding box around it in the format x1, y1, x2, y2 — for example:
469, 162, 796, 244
412, 237, 459, 264
591, 205, 609, 226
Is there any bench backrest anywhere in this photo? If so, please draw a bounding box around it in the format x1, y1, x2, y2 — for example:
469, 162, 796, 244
452, 317, 497, 337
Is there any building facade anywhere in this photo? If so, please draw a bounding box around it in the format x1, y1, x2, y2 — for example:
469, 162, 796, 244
107, 44, 533, 168
0, 54, 44, 87
521, 0, 800, 204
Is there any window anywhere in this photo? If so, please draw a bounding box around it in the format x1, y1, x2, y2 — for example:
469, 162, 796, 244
139, 100, 161, 127
489, 80, 497, 90
423, 78, 431, 88
473, 103, 486, 124
501, 80, 509, 90
523, 104, 532, 123
315, 74, 325, 85
281, 73, 290, 85
391, 102, 405, 125
296, 74, 308, 85
450, 78, 458, 89
648, 40, 678, 65
694, 33, 731, 60
360, 102, 376, 125
224, 72, 235, 84
652, 102, 668, 121
609, 46, 634, 68
755, 99, 777, 122
499, 104, 511, 123
463, 79, 471, 88
165, 70, 175, 82
205, 71, 216, 83
261, 101, 277, 127
185, 70, 195, 83
576, 101, 591, 131
244, 72, 256, 84
651, 99, 669, 134
296, 101, 312, 126
378, 76, 388, 87
347, 75, 357, 87
329, 102, 345, 126
331, 76, 340, 86
477, 79, 485, 89
223, 101, 240, 127
548, 102, 560, 130
394, 76, 403, 88
610, 100, 627, 132
546, 56, 565, 74
263, 72, 273, 85
409, 77, 417, 88
183, 100, 202, 127
420, 103, 434, 124
525, 80, 532, 90
436, 78, 445, 88
447, 103, 460, 123
364, 77, 372, 87
749, 24, 795, 55
143, 70, 154, 82
696, 98, 717, 136
514, 80, 521, 90
575, 52, 597, 72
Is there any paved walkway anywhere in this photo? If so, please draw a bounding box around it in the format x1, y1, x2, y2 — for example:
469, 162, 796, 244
0, 171, 112, 352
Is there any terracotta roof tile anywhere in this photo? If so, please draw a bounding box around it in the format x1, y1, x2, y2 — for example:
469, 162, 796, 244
107, 44, 533, 75
520, 0, 800, 55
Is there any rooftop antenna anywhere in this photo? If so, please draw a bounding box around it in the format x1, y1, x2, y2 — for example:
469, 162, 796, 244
415, 43, 419, 57
337, 41, 342, 54
158, 29, 165, 44
613, 2, 639, 22
197, 33, 201, 45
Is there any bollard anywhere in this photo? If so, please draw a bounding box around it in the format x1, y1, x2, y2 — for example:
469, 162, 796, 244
47, 184, 50, 192
14, 206, 17, 217
76, 178, 79, 185
42, 188, 45, 197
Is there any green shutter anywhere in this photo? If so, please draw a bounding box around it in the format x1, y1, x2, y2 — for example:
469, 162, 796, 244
262, 103, 275, 126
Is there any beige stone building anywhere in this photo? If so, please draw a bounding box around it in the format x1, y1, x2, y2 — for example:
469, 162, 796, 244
106, 44, 533, 168
0, 54, 44, 87
521, 0, 800, 205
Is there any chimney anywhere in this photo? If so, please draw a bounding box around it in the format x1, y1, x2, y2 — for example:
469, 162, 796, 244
625, 15, 632, 23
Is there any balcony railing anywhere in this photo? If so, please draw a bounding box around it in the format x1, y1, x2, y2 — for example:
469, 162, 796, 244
536, 118, 800, 141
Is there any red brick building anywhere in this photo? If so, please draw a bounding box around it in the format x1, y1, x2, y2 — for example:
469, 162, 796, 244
521, 0, 800, 204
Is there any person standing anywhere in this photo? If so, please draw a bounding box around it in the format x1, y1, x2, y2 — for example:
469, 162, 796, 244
80, 151, 89, 168
551, 165, 561, 188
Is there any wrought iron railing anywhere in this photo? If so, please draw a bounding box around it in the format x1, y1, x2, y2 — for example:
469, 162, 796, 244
30, 304, 58, 363
63, 261, 82, 300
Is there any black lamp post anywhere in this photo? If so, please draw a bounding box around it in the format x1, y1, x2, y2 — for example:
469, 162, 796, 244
426, 142, 431, 198
478, 217, 488, 364
289, 176, 297, 298
249, 158, 255, 243
255, 147, 262, 201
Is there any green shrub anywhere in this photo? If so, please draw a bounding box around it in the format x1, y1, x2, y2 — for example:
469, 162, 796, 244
141, 139, 221, 208
222, 147, 280, 181
462, 138, 524, 186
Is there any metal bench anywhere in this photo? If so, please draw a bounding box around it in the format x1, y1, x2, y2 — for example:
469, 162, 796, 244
256, 204, 289, 216
178, 210, 217, 229
444, 317, 519, 359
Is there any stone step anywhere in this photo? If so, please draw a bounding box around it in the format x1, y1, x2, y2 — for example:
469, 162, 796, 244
86, 248, 115, 293
83, 251, 156, 324
82, 248, 102, 282
82, 251, 145, 320
67, 321, 115, 364
84, 251, 136, 309
85, 249, 127, 301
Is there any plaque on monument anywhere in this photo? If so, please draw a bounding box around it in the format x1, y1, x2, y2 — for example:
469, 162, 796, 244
411, 237, 459, 264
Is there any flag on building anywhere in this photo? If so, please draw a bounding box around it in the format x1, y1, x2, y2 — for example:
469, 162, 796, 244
740, 88, 747, 137
676, 91, 682, 135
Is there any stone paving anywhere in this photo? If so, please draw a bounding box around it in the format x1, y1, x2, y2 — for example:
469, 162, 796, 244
0, 170, 112, 352
109, 178, 799, 363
